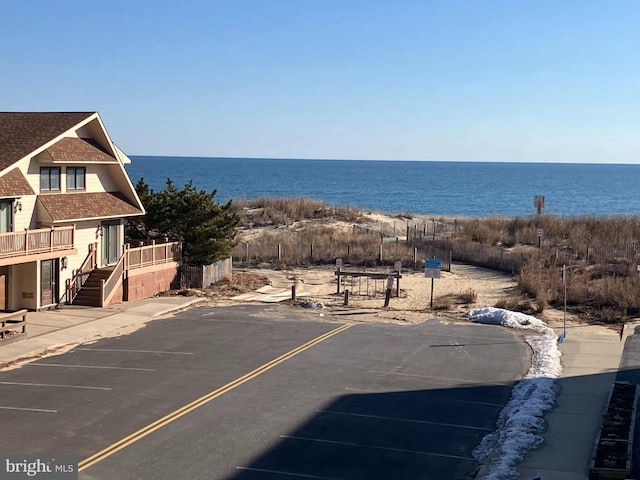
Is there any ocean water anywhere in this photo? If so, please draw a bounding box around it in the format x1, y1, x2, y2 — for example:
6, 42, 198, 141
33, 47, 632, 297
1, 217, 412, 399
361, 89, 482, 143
126, 157, 640, 218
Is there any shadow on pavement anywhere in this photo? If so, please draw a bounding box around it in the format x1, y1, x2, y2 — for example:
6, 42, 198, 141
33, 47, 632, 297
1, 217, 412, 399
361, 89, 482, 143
227, 367, 640, 480
226, 382, 514, 480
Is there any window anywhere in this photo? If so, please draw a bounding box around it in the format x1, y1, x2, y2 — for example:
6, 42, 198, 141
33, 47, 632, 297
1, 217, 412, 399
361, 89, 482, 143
40, 167, 61, 191
66, 167, 86, 191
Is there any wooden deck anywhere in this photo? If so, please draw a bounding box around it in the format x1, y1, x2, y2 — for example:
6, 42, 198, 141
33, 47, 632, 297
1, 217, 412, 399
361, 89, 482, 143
0, 226, 75, 265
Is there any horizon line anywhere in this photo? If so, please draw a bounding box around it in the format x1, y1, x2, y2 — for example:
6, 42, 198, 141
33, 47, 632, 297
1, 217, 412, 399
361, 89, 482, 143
127, 155, 640, 167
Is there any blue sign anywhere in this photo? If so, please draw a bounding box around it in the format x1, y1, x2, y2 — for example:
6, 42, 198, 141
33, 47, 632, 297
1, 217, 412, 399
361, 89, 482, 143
424, 258, 442, 269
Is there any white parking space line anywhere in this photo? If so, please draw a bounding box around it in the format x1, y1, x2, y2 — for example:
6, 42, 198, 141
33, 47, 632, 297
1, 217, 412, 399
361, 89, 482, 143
369, 370, 510, 386
28, 363, 155, 372
316, 410, 493, 431
0, 406, 57, 413
457, 398, 505, 407
235, 467, 337, 479
280, 435, 473, 460
75, 348, 193, 355
0, 381, 111, 391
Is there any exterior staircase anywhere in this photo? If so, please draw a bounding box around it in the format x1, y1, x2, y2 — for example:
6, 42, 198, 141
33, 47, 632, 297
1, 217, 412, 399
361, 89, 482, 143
72, 267, 114, 307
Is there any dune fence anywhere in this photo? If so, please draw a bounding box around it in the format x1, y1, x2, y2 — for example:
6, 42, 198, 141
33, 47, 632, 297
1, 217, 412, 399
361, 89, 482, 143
232, 227, 451, 271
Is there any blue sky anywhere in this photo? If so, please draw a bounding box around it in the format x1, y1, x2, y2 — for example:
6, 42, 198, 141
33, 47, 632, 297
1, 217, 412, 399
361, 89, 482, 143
2, 1, 639, 163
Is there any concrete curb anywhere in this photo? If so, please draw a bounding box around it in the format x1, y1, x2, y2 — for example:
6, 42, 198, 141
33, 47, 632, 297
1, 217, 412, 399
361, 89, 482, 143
151, 297, 206, 317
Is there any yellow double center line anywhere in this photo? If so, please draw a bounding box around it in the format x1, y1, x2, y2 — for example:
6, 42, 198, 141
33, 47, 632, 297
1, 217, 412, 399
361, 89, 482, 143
79, 323, 352, 471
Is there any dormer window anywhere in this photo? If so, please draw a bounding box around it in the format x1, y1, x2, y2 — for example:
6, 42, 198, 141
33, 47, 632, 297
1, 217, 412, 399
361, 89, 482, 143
67, 167, 86, 191
40, 167, 61, 192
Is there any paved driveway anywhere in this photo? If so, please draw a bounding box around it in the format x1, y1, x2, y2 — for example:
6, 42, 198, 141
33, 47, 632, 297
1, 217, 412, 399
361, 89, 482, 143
0, 305, 528, 480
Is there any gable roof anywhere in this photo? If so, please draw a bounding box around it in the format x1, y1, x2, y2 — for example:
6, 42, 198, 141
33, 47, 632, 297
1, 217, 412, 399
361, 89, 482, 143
38, 192, 144, 222
46, 137, 117, 163
0, 112, 95, 171
0, 168, 36, 197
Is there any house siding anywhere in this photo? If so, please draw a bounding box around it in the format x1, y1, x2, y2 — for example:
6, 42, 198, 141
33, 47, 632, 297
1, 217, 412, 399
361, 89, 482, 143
14, 263, 37, 310
0, 112, 148, 310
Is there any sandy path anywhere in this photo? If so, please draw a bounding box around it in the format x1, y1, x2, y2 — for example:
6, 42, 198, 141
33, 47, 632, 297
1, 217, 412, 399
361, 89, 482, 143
229, 263, 516, 324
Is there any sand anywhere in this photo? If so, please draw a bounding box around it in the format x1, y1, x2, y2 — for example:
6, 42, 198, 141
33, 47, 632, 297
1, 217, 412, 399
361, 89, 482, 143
210, 209, 618, 337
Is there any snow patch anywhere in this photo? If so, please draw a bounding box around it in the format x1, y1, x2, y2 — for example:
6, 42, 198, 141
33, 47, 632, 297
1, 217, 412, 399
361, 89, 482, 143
469, 307, 562, 480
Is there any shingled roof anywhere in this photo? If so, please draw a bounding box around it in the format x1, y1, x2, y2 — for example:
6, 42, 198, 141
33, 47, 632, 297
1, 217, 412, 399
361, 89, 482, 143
0, 168, 35, 196
46, 137, 117, 163
0, 112, 95, 171
38, 192, 143, 222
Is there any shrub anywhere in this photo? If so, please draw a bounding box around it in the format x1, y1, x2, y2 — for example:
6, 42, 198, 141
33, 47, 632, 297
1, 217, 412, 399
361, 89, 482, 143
457, 289, 477, 304
433, 295, 454, 310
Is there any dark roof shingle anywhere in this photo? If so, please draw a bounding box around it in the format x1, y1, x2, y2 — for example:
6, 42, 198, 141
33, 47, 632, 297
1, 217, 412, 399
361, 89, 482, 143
0, 112, 95, 171
38, 192, 143, 222
46, 137, 116, 163
0, 168, 35, 197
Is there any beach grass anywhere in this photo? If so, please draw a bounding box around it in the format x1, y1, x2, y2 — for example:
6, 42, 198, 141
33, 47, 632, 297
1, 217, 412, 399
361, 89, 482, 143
231, 196, 640, 324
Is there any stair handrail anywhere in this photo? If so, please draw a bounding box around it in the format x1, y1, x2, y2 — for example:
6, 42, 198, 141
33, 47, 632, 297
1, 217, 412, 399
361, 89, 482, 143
101, 252, 126, 307
66, 243, 98, 304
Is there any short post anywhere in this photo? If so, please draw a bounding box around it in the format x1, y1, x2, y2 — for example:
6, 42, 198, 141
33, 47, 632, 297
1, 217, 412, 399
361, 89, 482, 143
336, 268, 341, 294
291, 284, 296, 302
559, 264, 567, 343
430, 278, 435, 309
278, 243, 281, 260
344, 289, 349, 306
537, 228, 543, 249
383, 275, 394, 307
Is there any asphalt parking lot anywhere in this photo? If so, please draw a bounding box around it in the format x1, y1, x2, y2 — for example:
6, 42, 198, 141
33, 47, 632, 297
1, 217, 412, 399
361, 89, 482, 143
0, 305, 528, 480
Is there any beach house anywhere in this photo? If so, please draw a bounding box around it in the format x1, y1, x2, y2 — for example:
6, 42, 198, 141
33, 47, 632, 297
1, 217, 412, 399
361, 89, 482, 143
0, 112, 180, 311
